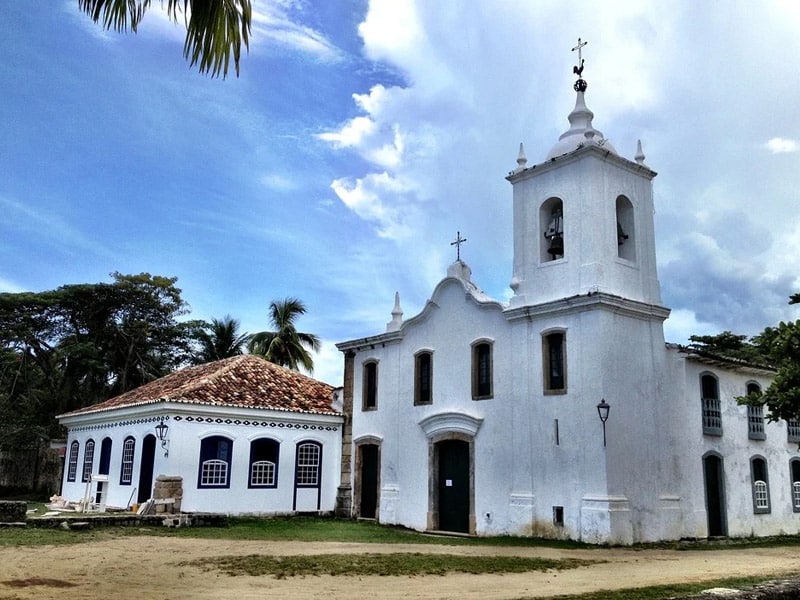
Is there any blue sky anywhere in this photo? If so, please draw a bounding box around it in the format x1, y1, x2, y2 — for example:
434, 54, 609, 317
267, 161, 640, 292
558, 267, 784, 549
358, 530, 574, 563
2, 1, 799, 386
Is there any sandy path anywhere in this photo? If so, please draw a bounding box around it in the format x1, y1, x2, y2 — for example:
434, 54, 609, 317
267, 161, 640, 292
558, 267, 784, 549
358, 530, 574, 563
2, 537, 800, 600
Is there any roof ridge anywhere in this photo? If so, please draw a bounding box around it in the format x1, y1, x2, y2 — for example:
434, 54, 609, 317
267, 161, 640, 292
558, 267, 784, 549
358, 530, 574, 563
173, 355, 251, 398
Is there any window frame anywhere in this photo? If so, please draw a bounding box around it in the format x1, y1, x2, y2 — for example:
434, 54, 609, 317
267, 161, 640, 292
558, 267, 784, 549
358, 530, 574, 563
700, 372, 722, 436
542, 330, 567, 395
295, 441, 322, 487
750, 456, 771, 514
746, 382, 765, 440
197, 435, 233, 489
81, 439, 95, 483
790, 458, 800, 513
362, 360, 378, 411
414, 350, 433, 405
67, 440, 79, 482
249, 437, 280, 489
471, 340, 493, 400
119, 436, 136, 485
788, 419, 800, 444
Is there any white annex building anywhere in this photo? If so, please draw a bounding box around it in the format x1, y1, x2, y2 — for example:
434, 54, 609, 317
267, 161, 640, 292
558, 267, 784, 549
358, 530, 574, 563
334, 49, 800, 544
58, 355, 343, 515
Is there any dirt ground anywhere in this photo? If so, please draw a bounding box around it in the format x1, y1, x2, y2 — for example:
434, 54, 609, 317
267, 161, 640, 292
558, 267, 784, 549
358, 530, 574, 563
2, 536, 800, 600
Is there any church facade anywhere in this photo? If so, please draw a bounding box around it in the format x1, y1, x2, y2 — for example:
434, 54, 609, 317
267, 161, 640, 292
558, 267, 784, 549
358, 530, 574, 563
335, 57, 800, 543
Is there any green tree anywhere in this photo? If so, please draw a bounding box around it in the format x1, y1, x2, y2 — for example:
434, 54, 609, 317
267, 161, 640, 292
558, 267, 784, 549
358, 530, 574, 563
78, 0, 252, 77
192, 315, 250, 364
744, 295, 800, 422
687, 331, 765, 364
249, 298, 320, 373
0, 272, 194, 446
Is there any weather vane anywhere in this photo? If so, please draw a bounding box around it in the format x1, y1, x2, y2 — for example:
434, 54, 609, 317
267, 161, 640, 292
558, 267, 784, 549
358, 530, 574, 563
451, 231, 467, 261
571, 37, 588, 92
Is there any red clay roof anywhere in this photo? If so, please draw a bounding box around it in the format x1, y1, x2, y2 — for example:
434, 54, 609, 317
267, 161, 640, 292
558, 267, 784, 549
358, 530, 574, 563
60, 355, 339, 418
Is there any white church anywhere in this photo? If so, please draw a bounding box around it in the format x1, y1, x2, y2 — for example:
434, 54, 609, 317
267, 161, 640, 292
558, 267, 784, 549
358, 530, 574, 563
57, 43, 800, 545
334, 45, 800, 544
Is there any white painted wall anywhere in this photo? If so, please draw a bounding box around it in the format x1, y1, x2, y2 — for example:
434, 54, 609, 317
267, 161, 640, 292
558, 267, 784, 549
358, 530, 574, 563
60, 403, 343, 515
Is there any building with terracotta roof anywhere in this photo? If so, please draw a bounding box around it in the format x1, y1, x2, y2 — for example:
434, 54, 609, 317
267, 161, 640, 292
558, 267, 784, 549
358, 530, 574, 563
58, 355, 344, 514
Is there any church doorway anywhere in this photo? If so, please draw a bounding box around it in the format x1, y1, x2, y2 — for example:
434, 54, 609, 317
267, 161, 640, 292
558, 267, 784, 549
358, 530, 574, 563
356, 442, 380, 519
703, 453, 727, 537
436, 439, 470, 533
137, 434, 156, 504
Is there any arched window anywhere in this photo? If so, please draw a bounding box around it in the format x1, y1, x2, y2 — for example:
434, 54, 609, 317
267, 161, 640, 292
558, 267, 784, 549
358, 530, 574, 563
362, 360, 378, 410
414, 351, 433, 405
120, 437, 136, 485
700, 373, 722, 436
543, 331, 567, 394
745, 382, 765, 440
790, 459, 800, 512
750, 456, 770, 514
295, 441, 322, 487
82, 439, 95, 482
249, 438, 280, 488
67, 441, 79, 482
616, 195, 635, 261
540, 198, 564, 262
539, 198, 565, 262
472, 341, 493, 400
198, 436, 233, 488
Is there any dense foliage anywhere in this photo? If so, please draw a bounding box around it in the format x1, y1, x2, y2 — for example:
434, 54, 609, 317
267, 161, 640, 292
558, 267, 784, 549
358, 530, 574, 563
191, 315, 250, 364
0, 273, 196, 447
688, 295, 800, 423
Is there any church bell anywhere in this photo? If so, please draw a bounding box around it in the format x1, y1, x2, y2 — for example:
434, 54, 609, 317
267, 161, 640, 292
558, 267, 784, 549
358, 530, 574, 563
547, 233, 564, 257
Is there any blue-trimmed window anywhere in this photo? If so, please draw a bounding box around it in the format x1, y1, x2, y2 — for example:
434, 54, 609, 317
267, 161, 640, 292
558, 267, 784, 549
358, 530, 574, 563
249, 438, 279, 488
791, 459, 800, 513
295, 441, 322, 487
701, 373, 722, 436
750, 456, 771, 514
81, 439, 95, 482
67, 441, 79, 482
120, 436, 136, 485
198, 436, 233, 488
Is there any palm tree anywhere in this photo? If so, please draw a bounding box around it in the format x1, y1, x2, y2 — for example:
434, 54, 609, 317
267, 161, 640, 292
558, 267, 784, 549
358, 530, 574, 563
249, 298, 320, 373
77, 0, 252, 77
194, 315, 250, 364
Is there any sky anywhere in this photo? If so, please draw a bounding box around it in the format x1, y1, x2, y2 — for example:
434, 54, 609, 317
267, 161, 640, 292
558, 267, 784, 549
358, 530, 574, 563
2, 1, 800, 387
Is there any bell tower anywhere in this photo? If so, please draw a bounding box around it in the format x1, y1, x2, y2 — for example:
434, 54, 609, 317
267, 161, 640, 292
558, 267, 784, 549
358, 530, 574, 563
506, 41, 663, 310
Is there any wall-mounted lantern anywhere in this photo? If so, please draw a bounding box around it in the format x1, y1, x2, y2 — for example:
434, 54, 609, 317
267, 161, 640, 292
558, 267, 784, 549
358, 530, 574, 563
155, 418, 170, 457
596, 399, 610, 447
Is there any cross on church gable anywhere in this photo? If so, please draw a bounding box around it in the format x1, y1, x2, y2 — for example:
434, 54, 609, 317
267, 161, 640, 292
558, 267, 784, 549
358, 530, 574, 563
450, 231, 467, 261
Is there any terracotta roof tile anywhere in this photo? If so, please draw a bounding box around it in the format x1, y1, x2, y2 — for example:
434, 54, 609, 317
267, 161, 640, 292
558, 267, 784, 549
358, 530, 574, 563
60, 355, 339, 418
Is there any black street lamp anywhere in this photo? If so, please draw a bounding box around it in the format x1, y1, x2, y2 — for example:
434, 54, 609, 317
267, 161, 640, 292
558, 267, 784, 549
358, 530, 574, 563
596, 399, 610, 447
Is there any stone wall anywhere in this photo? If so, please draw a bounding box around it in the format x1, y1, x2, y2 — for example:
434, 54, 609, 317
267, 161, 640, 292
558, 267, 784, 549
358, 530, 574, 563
0, 501, 26, 523
0, 446, 63, 495
153, 475, 182, 514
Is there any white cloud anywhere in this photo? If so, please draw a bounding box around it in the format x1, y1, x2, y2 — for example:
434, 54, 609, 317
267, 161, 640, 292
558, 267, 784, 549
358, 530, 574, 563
251, 0, 343, 62
259, 173, 297, 191
764, 137, 799, 154
663, 309, 718, 345
317, 115, 376, 148
330, 172, 415, 239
